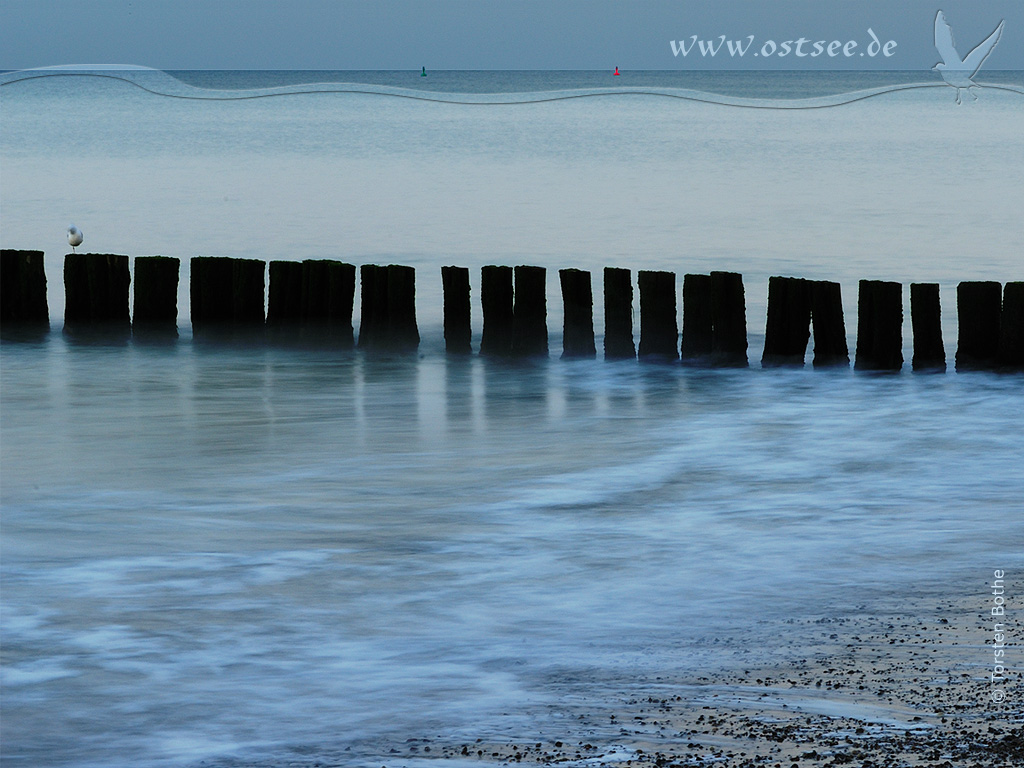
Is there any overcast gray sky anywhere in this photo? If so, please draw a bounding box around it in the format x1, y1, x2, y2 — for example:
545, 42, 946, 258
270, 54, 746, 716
1, 0, 1021, 71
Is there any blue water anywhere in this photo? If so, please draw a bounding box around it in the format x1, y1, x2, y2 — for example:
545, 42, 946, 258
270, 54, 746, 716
1, 70, 1023, 767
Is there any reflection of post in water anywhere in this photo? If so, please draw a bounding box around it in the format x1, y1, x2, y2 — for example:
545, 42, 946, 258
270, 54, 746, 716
189, 351, 274, 458
265, 351, 360, 433
478, 356, 551, 428
443, 355, 475, 432
358, 355, 421, 441
561, 364, 599, 416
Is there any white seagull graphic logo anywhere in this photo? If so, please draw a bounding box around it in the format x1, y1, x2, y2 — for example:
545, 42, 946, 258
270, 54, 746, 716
933, 10, 1004, 104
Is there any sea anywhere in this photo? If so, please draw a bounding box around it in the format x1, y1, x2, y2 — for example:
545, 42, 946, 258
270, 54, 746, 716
1, 69, 1023, 767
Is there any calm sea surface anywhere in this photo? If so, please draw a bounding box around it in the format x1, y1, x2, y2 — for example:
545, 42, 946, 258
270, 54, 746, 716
1, 70, 1023, 767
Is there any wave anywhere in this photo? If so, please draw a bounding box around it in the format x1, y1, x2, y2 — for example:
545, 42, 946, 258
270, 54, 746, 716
3, 65, 1022, 109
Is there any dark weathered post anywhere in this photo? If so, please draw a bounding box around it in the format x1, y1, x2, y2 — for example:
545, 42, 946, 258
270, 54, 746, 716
267, 261, 304, 327
996, 282, 1024, 372
232, 258, 266, 324
190, 257, 265, 332
854, 280, 903, 371
910, 283, 945, 372
637, 270, 678, 360
441, 266, 472, 354
603, 267, 635, 359
303, 259, 331, 325
64, 253, 131, 330
387, 264, 419, 353
190, 257, 233, 325
132, 256, 179, 334
512, 266, 548, 357
811, 280, 849, 368
480, 265, 514, 357
680, 273, 712, 364
302, 259, 355, 346
762, 276, 811, 367
559, 268, 595, 359
1, 250, 48, 327
328, 261, 357, 346
710, 271, 748, 367
956, 281, 1002, 371
63, 254, 90, 324
358, 264, 387, 350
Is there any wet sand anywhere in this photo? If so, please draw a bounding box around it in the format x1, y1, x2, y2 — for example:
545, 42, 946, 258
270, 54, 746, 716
374, 590, 1020, 768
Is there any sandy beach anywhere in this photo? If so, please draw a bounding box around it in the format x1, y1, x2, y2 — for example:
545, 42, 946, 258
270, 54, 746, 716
371, 586, 1020, 768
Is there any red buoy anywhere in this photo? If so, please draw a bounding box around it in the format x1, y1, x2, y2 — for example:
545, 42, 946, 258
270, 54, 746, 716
613, 66, 620, 75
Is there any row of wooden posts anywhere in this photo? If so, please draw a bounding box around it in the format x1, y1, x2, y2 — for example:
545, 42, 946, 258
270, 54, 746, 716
2, 250, 1021, 372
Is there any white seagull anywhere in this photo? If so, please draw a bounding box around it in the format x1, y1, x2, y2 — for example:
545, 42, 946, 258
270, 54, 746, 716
67, 224, 83, 253
933, 10, 1004, 104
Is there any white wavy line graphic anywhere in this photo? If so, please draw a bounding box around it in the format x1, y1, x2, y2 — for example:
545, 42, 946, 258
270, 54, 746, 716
3, 65, 1022, 109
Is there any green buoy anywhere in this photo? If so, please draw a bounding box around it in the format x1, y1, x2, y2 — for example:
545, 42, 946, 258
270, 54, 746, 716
421, 66, 427, 77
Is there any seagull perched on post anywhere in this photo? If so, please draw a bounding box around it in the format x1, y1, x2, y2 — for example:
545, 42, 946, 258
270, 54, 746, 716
67, 224, 83, 253
933, 10, 1004, 104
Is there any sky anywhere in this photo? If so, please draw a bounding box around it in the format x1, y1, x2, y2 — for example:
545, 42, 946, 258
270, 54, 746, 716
1, 0, 1022, 71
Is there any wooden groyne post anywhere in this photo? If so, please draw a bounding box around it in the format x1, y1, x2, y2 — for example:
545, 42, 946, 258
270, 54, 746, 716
997, 282, 1024, 371
441, 266, 472, 354
1, 249, 48, 327
637, 270, 678, 360
387, 264, 420, 352
854, 280, 903, 371
190, 257, 265, 331
810, 280, 849, 368
267, 260, 305, 326
956, 281, 1002, 372
305, 260, 356, 346
910, 283, 945, 372
512, 265, 548, 357
358, 264, 387, 350
559, 268, 596, 358
480, 265, 514, 357
710, 271, 748, 367
762, 276, 811, 367
63, 253, 131, 333
680, 271, 748, 367
358, 264, 419, 353
603, 267, 635, 359
132, 256, 180, 336
680, 273, 712, 364
10, 251, 1022, 374
267, 259, 356, 344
